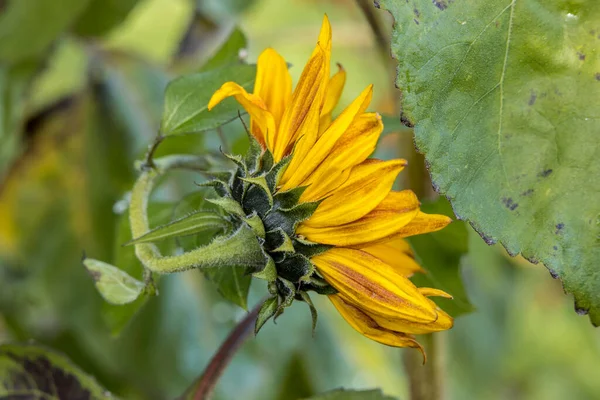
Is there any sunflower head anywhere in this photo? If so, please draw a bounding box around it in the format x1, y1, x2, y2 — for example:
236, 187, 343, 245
207, 15, 454, 356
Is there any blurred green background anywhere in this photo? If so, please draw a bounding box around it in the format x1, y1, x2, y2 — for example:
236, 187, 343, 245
0, 0, 599, 399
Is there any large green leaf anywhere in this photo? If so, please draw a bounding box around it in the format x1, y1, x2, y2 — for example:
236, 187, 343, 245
409, 198, 474, 317
0, 343, 113, 399
73, 0, 140, 37
0, 0, 90, 64
381, 0, 600, 324
160, 64, 256, 135
303, 389, 396, 400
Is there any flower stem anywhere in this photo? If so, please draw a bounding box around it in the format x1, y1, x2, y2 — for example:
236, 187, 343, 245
403, 333, 447, 400
180, 301, 262, 400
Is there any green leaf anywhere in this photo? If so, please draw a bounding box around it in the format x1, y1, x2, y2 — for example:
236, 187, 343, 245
255, 296, 278, 334
302, 388, 397, 400
73, 0, 140, 37
199, 27, 247, 72
408, 198, 474, 317
0, 343, 113, 399
0, 0, 91, 64
126, 210, 229, 245
83, 258, 145, 305
204, 266, 252, 310
160, 64, 256, 135
381, 0, 600, 324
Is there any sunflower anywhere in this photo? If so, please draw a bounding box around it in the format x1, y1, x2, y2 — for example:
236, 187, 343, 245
208, 15, 453, 354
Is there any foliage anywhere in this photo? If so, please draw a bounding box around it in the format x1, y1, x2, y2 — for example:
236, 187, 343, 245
380, 0, 600, 324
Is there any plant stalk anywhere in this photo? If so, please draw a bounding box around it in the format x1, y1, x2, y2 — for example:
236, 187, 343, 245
403, 333, 447, 400
180, 301, 262, 400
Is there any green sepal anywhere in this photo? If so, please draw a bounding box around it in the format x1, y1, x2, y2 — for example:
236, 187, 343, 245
259, 148, 274, 172
274, 277, 296, 320
277, 253, 314, 283
223, 152, 246, 172
206, 197, 245, 217
83, 258, 145, 305
252, 255, 277, 281
255, 296, 278, 334
125, 210, 230, 246
293, 239, 332, 258
273, 186, 307, 209
303, 275, 337, 295
244, 133, 263, 173
266, 228, 295, 253
242, 181, 272, 218
299, 291, 318, 336
197, 178, 230, 197
242, 212, 266, 239
266, 154, 292, 191
263, 201, 321, 236
241, 175, 273, 207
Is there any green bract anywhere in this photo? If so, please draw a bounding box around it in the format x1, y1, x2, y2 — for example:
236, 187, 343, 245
203, 135, 336, 333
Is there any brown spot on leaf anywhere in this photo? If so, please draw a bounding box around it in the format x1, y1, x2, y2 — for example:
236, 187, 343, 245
538, 169, 553, 178
553, 245, 558, 250
521, 189, 534, 196
502, 197, 518, 211
596, 73, 600, 81
549, 269, 559, 279
373, 0, 380, 8
87, 270, 102, 282
528, 91, 537, 105
414, 18, 420, 25
555, 223, 564, 234
577, 52, 586, 60
433, 0, 448, 10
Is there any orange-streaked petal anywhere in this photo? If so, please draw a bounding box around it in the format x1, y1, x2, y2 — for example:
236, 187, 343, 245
283, 85, 373, 190
300, 113, 382, 201
319, 63, 346, 134
359, 238, 424, 277
367, 301, 454, 335
313, 248, 437, 323
208, 82, 275, 147
254, 48, 292, 149
298, 190, 419, 247
305, 158, 406, 227
274, 48, 327, 162
329, 294, 426, 356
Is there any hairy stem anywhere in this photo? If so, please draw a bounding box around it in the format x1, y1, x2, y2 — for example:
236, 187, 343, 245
128, 155, 265, 274
181, 301, 262, 400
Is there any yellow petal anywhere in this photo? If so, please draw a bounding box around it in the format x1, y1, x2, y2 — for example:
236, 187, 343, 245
385, 211, 453, 239
298, 190, 419, 246
274, 48, 327, 163
283, 85, 373, 190
367, 302, 454, 335
254, 48, 292, 149
208, 81, 275, 147
299, 113, 383, 201
313, 248, 437, 323
319, 63, 346, 134
329, 294, 426, 357
359, 238, 424, 277
305, 158, 406, 227
419, 287, 453, 299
